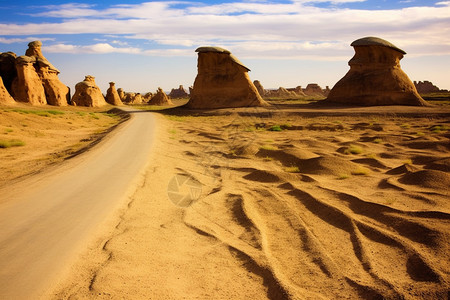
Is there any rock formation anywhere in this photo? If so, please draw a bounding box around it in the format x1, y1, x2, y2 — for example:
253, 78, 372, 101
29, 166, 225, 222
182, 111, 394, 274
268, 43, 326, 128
0, 52, 17, 94
148, 87, 173, 105
11, 56, 46, 105
303, 83, 326, 97
123, 92, 135, 104
414, 81, 447, 94
71, 75, 107, 107
169, 85, 189, 99
0, 76, 15, 105
117, 88, 125, 101
326, 37, 428, 106
143, 92, 153, 102
105, 82, 123, 106
131, 93, 143, 104
292, 86, 307, 97
253, 80, 266, 97
187, 46, 267, 109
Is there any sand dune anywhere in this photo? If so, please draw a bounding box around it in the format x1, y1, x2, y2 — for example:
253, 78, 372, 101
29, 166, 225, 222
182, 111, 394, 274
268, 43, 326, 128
51, 106, 449, 299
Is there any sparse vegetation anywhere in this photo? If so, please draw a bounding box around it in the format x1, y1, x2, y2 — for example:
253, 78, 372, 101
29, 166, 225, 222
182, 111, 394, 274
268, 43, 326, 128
268, 125, 282, 131
0, 139, 26, 148
285, 166, 301, 173
337, 174, 350, 180
10, 108, 65, 117
260, 144, 278, 151
373, 138, 383, 144
344, 145, 363, 155
430, 125, 448, 133
351, 166, 370, 175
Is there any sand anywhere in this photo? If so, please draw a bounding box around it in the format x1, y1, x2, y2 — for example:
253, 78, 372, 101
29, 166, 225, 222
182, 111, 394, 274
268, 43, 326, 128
48, 102, 449, 299
0, 104, 126, 189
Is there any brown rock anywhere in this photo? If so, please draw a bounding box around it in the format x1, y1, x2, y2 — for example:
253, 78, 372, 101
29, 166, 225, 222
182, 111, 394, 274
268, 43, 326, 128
0, 52, 17, 94
38, 65, 70, 106
303, 83, 325, 97
414, 81, 447, 94
11, 56, 46, 105
148, 87, 173, 105
326, 37, 428, 106
187, 46, 267, 109
71, 75, 107, 107
253, 80, 266, 97
131, 93, 143, 105
106, 82, 123, 106
123, 92, 135, 104
143, 92, 153, 102
169, 85, 189, 99
293, 86, 307, 97
25, 41, 60, 73
0, 76, 15, 105
117, 88, 125, 101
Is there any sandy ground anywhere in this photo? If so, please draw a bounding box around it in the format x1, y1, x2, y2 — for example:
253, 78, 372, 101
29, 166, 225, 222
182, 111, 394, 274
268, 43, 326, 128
49, 102, 449, 299
0, 104, 125, 190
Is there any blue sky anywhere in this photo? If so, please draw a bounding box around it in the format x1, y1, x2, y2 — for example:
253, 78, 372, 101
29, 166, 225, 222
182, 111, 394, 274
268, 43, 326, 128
1, 0, 449, 94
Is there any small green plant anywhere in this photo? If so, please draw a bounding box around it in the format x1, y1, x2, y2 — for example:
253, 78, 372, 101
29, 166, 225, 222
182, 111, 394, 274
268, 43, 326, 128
260, 144, 278, 151
400, 123, 410, 129
351, 166, 370, 175
365, 153, 378, 159
268, 125, 282, 132
76, 112, 86, 116
403, 159, 413, 165
373, 138, 383, 144
337, 174, 350, 180
4, 128, 13, 133
344, 145, 363, 155
0, 139, 26, 148
416, 132, 425, 136
262, 156, 273, 161
285, 166, 301, 173
430, 125, 448, 133
89, 112, 100, 119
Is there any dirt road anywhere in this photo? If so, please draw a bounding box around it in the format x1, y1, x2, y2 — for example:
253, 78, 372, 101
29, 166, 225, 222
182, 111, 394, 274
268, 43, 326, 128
0, 108, 156, 299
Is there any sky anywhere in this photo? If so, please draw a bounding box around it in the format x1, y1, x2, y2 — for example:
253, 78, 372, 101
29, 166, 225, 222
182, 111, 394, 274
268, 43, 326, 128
0, 0, 449, 94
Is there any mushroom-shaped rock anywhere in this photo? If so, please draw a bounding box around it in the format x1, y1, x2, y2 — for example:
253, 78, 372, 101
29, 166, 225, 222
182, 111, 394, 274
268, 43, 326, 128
117, 88, 125, 101
11, 56, 46, 105
148, 88, 173, 105
326, 37, 428, 106
25, 41, 60, 73
187, 46, 267, 109
71, 76, 107, 107
0, 76, 15, 105
38, 65, 70, 106
106, 82, 123, 106
169, 85, 189, 99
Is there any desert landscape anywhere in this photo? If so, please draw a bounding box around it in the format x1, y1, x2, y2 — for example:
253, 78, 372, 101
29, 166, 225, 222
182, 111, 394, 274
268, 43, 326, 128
1, 2, 450, 298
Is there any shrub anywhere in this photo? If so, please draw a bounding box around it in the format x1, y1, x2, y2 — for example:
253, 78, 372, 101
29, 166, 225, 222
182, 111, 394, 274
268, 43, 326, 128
344, 145, 363, 155
0, 139, 26, 148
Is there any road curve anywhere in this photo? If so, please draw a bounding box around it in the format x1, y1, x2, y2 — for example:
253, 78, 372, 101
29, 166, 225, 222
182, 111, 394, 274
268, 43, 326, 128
0, 108, 156, 299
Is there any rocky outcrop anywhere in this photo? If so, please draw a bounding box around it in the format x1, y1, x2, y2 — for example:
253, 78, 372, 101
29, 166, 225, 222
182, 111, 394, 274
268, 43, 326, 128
326, 37, 428, 106
143, 92, 153, 102
148, 88, 173, 105
0, 76, 15, 105
304, 83, 326, 97
0, 52, 17, 94
71, 75, 107, 107
414, 81, 447, 94
11, 56, 46, 105
253, 80, 266, 97
169, 85, 189, 99
105, 82, 123, 106
292, 86, 307, 97
117, 88, 125, 101
131, 93, 143, 104
187, 47, 267, 109
267, 87, 298, 98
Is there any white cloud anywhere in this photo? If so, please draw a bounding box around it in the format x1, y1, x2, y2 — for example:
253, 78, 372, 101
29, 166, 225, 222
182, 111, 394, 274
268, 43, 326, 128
0, 37, 55, 44
1, 1, 449, 60
43, 43, 142, 54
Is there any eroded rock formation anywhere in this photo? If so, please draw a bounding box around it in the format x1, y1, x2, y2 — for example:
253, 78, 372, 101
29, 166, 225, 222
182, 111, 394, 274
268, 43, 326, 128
187, 47, 267, 109
169, 85, 189, 99
414, 81, 447, 94
71, 75, 107, 107
148, 87, 173, 105
11, 56, 46, 105
253, 80, 266, 97
304, 83, 326, 97
0, 52, 17, 94
326, 37, 428, 106
0, 76, 15, 105
106, 82, 123, 106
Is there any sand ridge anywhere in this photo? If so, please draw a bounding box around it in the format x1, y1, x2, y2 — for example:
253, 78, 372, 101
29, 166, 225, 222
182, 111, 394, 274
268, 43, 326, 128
50, 104, 449, 299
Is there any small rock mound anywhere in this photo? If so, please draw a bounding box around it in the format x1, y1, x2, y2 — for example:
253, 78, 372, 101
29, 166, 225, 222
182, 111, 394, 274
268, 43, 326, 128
71, 75, 107, 107
148, 88, 173, 105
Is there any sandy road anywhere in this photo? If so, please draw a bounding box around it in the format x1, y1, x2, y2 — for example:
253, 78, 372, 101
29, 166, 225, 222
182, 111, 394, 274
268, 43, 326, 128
0, 108, 156, 299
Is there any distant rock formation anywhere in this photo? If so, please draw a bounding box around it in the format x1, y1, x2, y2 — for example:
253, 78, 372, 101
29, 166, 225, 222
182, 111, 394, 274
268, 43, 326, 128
117, 88, 125, 101
106, 82, 123, 106
0, 76, 15, 105
326, 37, 428, 106
304, 83, 326, 97
169, 85, 189, 99
0, 52, 17, 95
292, 86, 307, 97
123, 92, 135, 104
132, 93, 143, 104
267, 87, 298, 98
148, 87, 173, 105
253, 80, 266, 97
414, 81, 448, 94
71, 75, 107, 107
143, 92, 153, 102
11, 56, 46, 105
187, 46, 267, 109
